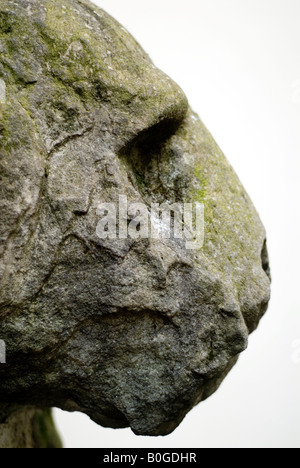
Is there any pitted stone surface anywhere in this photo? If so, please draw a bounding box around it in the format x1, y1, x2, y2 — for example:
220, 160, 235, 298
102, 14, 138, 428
0, 0, 270, 442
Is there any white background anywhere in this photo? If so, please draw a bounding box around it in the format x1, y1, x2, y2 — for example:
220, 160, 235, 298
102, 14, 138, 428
54, 0, 300, 448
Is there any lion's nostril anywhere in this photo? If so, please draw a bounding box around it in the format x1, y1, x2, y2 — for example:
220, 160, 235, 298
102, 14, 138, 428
261, 239, 271, 280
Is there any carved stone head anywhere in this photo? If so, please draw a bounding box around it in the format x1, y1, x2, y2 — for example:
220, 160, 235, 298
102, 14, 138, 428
0, 0, 270, 436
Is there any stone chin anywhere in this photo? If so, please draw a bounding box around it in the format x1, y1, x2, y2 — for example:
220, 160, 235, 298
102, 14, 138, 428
0, 0, 270, 440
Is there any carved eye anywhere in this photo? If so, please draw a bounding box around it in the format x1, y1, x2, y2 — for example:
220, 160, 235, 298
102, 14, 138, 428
119, 118, 190, 204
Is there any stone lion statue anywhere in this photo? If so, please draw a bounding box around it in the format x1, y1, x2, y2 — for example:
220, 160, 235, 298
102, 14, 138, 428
0, 0, 270, 447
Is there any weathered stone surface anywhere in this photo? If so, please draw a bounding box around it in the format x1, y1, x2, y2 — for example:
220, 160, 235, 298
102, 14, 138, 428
0, 0, 271, 443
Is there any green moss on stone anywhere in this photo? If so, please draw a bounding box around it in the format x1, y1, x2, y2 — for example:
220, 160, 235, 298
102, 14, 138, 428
32, 408, 63, 449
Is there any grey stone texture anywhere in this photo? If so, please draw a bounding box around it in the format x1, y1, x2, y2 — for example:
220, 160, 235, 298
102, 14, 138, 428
0, 0, 270, 446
